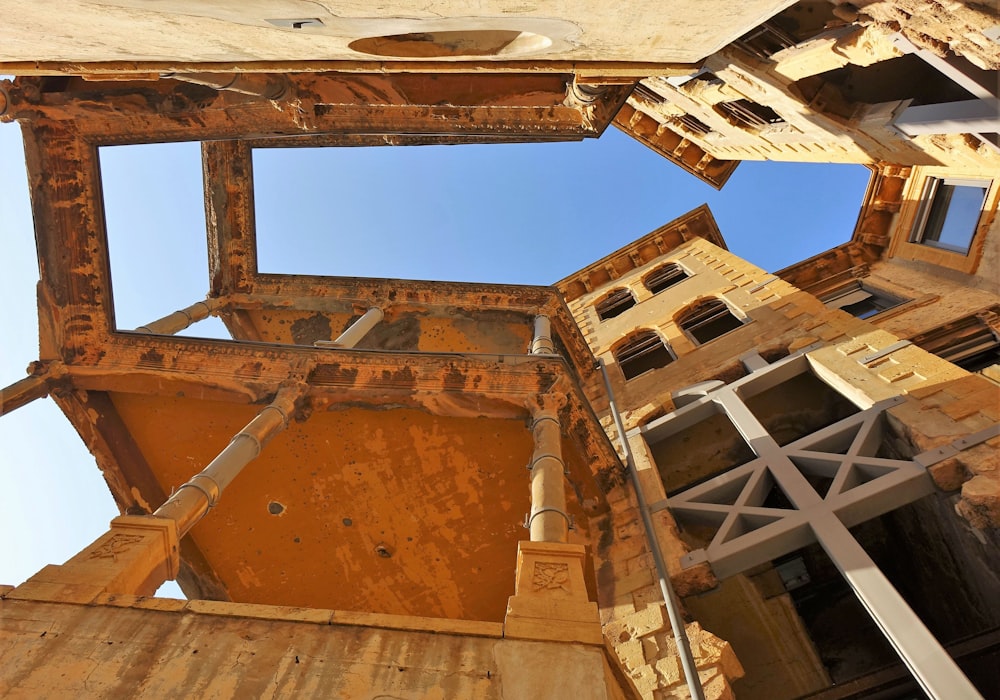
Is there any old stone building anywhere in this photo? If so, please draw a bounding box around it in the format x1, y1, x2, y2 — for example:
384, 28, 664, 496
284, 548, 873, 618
1, 1, 998, 698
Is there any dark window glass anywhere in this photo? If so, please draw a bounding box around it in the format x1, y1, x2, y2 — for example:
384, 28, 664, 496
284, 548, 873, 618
595, 288, 636, 320
678, 299, 743, 344
643, 263, 689, 294
821, 281, 905, 319
913, 179, 988, 255
614, 331, 674, 379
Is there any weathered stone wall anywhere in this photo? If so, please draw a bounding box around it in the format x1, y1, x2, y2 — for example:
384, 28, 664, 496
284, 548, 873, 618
619, 6, 1000, 171
0, 591, 629, 699
855, 0, 1000, 70
567, 234, 999, 698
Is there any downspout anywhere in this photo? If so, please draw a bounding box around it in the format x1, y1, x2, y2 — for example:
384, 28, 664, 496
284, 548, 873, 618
597, 359, 705, 700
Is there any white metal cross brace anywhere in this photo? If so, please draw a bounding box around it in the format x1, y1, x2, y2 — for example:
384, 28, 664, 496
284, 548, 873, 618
636, 350, 983, 699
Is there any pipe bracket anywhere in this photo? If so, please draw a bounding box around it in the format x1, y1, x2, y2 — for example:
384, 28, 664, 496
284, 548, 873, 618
530, 414, 560, 430
176, 473, 222, 509
523, 507, 575, 531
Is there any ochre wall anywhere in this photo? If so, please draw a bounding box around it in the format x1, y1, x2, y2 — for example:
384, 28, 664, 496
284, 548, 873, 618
0, 591, 629, 699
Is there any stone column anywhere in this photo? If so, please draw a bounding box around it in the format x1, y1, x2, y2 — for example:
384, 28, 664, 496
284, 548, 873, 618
135, 298, 222, 335
8, 384, 304, 603
505, 396, 602, 645
527, 406, 569, 543
314, 307, 384, 349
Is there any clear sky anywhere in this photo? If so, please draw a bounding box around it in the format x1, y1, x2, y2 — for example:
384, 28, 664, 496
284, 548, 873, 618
0, 112, 870, 598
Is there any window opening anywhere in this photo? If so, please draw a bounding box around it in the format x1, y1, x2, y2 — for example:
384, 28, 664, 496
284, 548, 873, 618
595, 287, 636, 320
677, 299, 743, 344
733, 21, 797, 59
820, 281, 906, 319
648, 404, 755, 495
743, 372, 859, 445
910, 177, 989, 255
675, 114, 713, 136
632, 83, 665, 106
734, 1, 841, 58
911, 308, 1000, 372
643, 263, 689, 294
100, 143, 230, 340
715, 99, 785, 129
613, 330, 675, 380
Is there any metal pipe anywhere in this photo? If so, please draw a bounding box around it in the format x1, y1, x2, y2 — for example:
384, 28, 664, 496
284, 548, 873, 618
162, 72, 289, 100
530, 314, 555, 355
314, 307, 384, 349
598, 359, 705, 700
528, 408, 570, 542
153, 385, 301, 537
135, 299, 221, 335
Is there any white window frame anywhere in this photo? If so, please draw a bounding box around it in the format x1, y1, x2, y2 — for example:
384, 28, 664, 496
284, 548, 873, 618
909, 176, 990, 255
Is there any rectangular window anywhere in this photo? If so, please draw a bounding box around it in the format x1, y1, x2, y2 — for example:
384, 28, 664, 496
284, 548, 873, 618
820, 281, 905, 320
910, 177, 989, 255
733, 21, 797, 60
911, 309, 1000, 373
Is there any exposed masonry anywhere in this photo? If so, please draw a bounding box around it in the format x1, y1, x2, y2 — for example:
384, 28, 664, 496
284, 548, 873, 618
563, 230, 999, 698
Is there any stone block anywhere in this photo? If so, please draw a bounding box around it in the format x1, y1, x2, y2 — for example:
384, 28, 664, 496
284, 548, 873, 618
614, 566, 655, 596
602, 604, 670, 642
941, 398, 983, 421
504, 614, 604, 646
958, 473, 1000, 529
95, 593, 188, 612
928, 456, 970, 491
187, 599, 335, 625
505, 541, 603, 645
4, 579, 104, 605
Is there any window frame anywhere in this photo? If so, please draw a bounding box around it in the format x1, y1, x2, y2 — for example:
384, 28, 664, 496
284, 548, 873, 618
643, 262, 690, 295
888, 168, 997, 275
594, 287, 637, 321
910, 307, 1000, 373
909, 176, 990, 256
676, 298, 745, 346
613, 329, 676, 380
820, 280, 907, 320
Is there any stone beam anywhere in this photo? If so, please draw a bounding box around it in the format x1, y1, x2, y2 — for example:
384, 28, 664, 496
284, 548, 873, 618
20, 122, 112, 358
4, 74, 634, 142
203, 140, 256, 296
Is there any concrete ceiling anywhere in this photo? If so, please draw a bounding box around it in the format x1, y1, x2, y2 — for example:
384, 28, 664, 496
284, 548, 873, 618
1, 0, 795, 66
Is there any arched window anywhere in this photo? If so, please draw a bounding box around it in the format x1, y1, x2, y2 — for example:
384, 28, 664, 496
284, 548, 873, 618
643, 263, 688, 294
613, 330, 675, 380
595, 287, 636, 320
677, 298, 743, 345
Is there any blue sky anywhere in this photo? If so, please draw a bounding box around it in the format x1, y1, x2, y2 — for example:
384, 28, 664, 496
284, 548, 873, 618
0, 116, 870, 598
